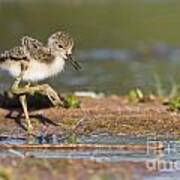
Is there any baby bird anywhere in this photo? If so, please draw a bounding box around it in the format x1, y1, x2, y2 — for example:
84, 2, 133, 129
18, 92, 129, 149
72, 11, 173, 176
0, 31, 81, 133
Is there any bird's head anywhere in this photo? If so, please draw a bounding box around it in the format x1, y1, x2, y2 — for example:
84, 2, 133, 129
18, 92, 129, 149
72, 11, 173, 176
47, 31, 81, 70
47, 31, 74, 58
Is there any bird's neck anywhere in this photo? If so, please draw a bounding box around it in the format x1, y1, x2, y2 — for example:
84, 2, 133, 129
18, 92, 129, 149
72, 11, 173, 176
49, 48, 63, 59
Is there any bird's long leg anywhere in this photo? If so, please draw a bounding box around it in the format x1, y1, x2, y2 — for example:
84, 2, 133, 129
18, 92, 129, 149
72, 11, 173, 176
10, 63, 26, 95
11, 76, 22, 90
32, 84, 64, 106
7, 74, 24, 98
19, 95, 32, 133
25, 82, 31, 88
10, 84, 64, 106
39, 84, 64, 106
9, 82, 64, 133
9, 63, 33, 133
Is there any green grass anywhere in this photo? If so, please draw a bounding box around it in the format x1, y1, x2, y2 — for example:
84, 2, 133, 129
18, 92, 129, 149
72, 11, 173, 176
64, 95, 81, 108
169, 97, 180, 111
128, 88, 144, 103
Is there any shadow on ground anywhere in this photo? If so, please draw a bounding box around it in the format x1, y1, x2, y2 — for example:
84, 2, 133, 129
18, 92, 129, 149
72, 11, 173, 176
0, 93, 59, 131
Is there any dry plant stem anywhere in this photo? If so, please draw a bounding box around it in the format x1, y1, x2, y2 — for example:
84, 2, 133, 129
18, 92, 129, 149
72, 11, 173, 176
0, 143, 164, 151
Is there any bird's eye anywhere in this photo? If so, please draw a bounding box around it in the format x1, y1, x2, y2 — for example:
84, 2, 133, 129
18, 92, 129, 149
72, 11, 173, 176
58, 44, 63, 48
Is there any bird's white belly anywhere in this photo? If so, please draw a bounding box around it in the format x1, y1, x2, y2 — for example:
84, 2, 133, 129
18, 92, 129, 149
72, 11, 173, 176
0, 60, 21, 78
23, 56, 65, 81
0, 56, 65, 82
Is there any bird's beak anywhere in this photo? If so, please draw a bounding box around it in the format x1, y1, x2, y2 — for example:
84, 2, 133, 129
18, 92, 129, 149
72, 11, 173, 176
66, 54, 82, 71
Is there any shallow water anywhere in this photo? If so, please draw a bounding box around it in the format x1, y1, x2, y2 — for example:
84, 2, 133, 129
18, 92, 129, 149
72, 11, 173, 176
0, 134, 180, 179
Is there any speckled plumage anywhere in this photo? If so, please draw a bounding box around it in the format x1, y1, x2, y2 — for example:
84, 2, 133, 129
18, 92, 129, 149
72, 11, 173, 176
0, 46, 28, 61
21, 36, 43, 50
0, 31, 77, 82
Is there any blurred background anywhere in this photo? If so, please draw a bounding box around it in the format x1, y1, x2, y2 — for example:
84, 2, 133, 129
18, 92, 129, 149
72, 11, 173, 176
0, 0, 180, 95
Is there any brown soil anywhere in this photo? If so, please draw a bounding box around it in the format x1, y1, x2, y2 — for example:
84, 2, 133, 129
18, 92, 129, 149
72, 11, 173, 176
0, 157, 147, 180
0, 95, 179, 136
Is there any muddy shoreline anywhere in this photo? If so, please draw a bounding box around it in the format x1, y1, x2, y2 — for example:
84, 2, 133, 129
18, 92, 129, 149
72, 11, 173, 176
0, 158, 148, 180
0, 95, 179, 179
0, 95, 179, 137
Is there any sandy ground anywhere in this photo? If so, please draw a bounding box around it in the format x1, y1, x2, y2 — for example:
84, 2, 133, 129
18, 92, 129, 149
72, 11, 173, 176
0, 95, 179, 136
0, 157, 149, 180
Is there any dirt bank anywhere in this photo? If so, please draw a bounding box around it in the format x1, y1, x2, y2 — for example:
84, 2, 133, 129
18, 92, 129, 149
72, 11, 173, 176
0, 95, 179, 136
0, 157, 147, 180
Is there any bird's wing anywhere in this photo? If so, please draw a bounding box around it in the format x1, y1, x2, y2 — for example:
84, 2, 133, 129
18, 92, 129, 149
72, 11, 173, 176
21, 36, 43, 52
21, 36, 55, 63
30, 47, 55, 63
0, 46, 28, 61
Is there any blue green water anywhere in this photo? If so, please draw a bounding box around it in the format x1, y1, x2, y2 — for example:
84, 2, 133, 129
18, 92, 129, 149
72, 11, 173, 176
0, 134, 180, 179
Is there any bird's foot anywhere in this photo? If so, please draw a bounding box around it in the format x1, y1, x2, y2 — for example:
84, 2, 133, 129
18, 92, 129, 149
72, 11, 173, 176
40, 84, 64, 107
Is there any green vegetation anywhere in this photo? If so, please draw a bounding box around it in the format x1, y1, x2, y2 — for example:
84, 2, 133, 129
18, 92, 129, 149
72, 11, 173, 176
169, 97, 180, 111
66, 133, 78, 144
128, 88, 144, 103
64, 95, 81, 108
154, 74, 180, 98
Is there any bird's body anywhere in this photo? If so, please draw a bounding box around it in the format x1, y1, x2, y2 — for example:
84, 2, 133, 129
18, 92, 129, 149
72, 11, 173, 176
1, 55, 65, 82
0, 31, 81, 82
0, 31, 81, 133
0, 46, 65, 82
